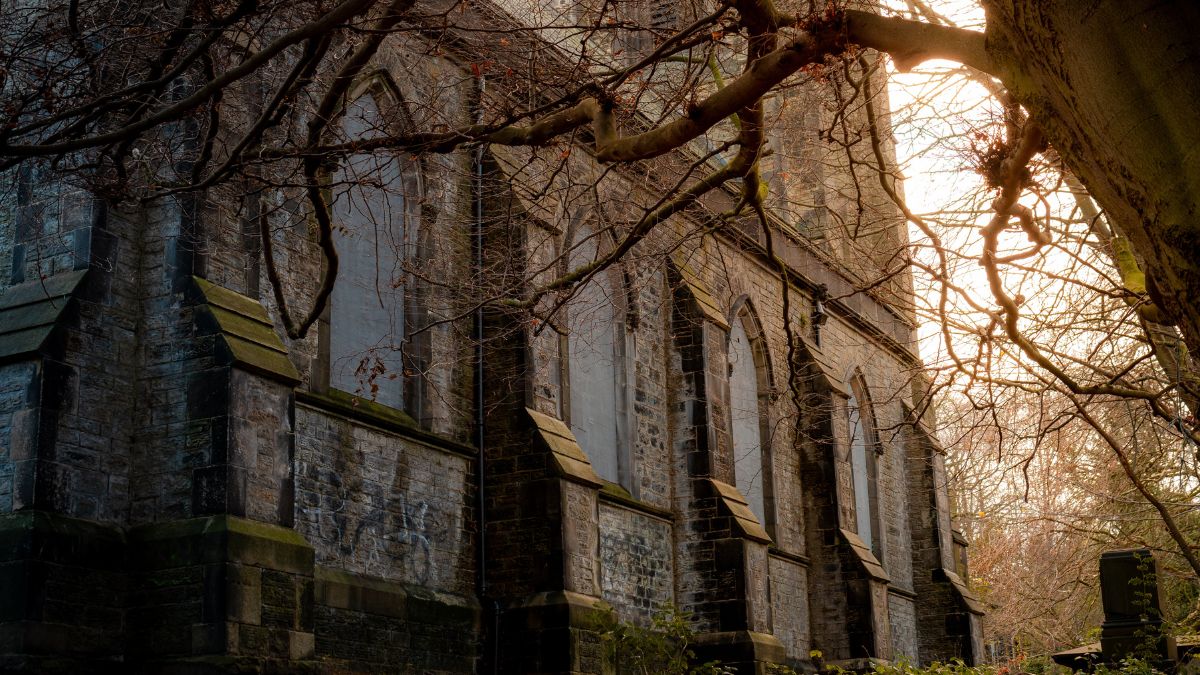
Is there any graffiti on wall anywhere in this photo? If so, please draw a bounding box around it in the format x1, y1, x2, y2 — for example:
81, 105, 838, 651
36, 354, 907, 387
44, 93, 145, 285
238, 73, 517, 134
302, 483, 444, 585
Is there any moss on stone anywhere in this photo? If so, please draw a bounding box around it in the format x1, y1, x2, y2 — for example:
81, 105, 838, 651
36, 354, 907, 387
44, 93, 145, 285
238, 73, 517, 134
128, 515, 314, 574
0, 270, 88, 363
191, 276, 300, 384
207, 305, 288, 352
130, 514, 301, 546
193, 277, 272, 324
0, 509, 118, 537
597, 482, 674, 520
322, 388, 418, 427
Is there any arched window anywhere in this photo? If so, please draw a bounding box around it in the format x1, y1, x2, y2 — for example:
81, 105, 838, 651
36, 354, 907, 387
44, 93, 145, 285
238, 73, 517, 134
564, 224, 626, 486
728, 308, 770, 525
326, 86, 421, 412
847, 372, 881, 559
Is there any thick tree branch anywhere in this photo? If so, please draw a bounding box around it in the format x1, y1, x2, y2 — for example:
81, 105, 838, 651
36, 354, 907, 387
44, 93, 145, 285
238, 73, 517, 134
844, 9, 994, 75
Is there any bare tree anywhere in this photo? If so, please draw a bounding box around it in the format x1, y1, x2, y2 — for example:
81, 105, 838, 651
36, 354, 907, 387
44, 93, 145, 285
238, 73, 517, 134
938, 385, 1200, 663
874, 10, 1200, 656
3, 0, 1199, 626
2, 0, 1198, 349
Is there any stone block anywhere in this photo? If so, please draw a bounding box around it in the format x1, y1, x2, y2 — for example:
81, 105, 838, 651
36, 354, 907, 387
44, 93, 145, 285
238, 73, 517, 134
289, 630, 315, 660
190, 622, 225, 654
236, 623, 269, 655
224, 564, 262, 624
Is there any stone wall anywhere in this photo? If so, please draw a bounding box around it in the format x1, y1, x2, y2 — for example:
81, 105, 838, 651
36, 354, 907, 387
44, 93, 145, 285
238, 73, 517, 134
0, 512, 127, 671
0, 361, 38, 513
489, 111, 939, 664
889, 593, 919, 660
769, 553, 812, 662
906, 417, 984, 662
294, 403, 476, 595
0, 194, 142, 526
598, 502, 674, 623
0, 6, 984, 671
294, 399, 481, 674
313, 566, 479, 673
630, 269, 673, 508
124, 516, 317, 667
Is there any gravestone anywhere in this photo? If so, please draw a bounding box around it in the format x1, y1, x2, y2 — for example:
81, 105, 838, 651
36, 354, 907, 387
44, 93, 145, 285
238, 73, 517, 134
1099, 549, 1176, 663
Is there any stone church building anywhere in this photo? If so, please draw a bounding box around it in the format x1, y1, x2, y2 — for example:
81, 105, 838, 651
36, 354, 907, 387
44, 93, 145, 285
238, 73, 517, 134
0, 1, 982, 672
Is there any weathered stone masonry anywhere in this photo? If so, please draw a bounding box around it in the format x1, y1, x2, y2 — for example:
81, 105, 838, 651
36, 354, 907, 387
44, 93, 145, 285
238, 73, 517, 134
0, 7, 982, 673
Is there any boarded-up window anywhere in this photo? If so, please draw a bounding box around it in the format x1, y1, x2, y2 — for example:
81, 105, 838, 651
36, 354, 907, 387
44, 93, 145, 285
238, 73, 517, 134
729, 317, 766, 523
328, 93, 417, 410
566, 226, 623, 484
847, 375, 881, 559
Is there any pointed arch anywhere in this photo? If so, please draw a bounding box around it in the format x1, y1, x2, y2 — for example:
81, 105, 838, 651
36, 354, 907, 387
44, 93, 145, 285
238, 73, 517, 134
727, 295, 775, 393
845, 368, 883, 561
561, 216, 633, 488
726, 296, 775, 531
320, 69, 429, 420
345, 69, 413, 122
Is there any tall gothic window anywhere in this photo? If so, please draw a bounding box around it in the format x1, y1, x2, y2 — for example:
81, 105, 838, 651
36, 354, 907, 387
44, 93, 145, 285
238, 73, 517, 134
326, 87, 421, 412
728, 308, 770, 525
847, 372, 882, 559
564, 224, 626, 486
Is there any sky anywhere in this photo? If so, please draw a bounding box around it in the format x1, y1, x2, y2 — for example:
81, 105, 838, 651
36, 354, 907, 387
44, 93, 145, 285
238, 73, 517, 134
880, 0, 1056, 371
888, 56, 996, 366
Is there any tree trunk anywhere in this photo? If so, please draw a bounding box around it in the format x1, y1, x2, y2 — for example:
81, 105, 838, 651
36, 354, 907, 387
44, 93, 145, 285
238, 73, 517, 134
983, 0, 1200, 359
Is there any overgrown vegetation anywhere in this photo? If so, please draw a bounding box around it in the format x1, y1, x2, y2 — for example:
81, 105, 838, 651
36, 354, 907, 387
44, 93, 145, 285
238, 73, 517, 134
593, 604, 736, 675
596, 606, 1183, 675
831, 658, 1174, 675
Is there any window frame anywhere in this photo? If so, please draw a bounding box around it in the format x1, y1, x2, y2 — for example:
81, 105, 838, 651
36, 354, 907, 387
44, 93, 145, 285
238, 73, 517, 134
726, 298, 776, 534
845, 369, 884, 562
313, 72, 430, 424
559, 216, 634, 492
